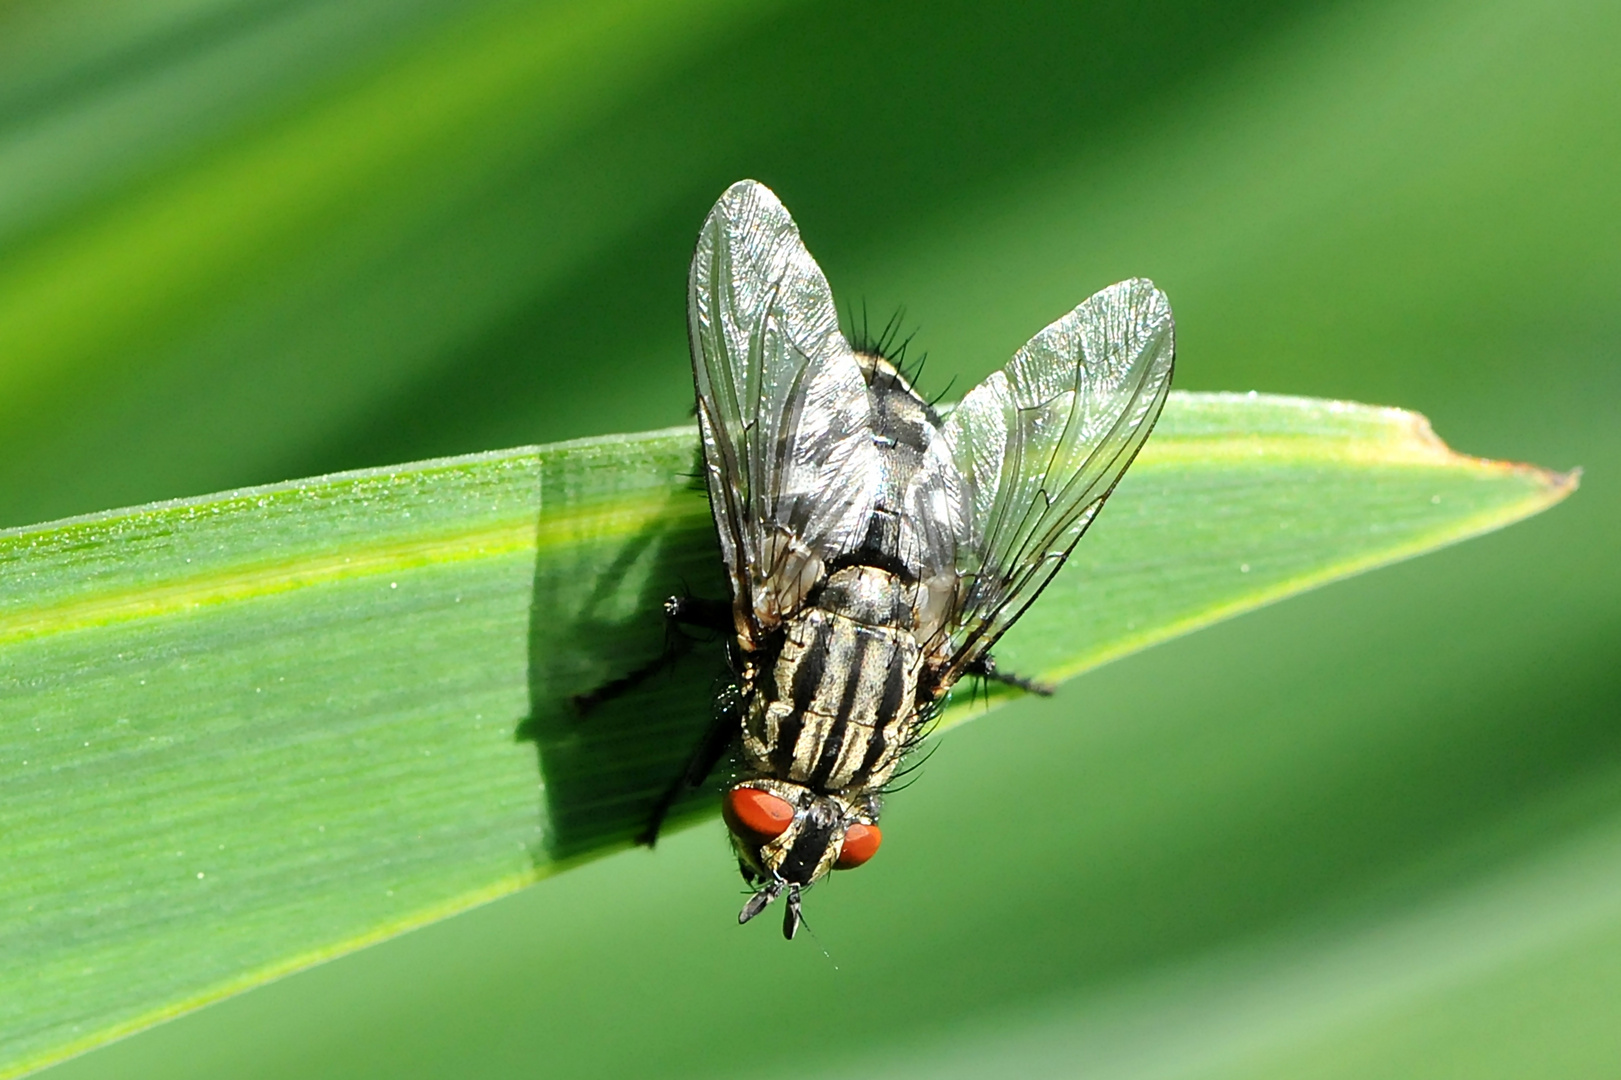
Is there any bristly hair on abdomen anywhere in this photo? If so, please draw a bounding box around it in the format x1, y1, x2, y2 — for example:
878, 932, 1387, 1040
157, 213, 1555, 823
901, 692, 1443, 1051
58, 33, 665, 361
845, 301, 929, 384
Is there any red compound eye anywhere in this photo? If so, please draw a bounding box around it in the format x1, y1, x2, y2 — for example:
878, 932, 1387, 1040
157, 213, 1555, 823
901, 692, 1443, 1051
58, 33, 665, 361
725, 787, 795, 841
835, 823, 882, 869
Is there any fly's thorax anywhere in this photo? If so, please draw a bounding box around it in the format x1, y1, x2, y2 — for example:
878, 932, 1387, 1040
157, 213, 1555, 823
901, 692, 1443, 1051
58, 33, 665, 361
723, 779, 882, 889
739, 596, 924, 794
849, 350, 971, 632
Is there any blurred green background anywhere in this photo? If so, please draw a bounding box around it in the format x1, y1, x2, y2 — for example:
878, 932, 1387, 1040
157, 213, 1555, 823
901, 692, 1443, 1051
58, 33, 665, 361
5, 0, 1617, 1076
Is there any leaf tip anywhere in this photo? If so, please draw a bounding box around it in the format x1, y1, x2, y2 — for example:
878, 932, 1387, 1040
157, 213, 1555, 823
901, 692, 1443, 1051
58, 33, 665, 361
1548, 464, 1582, 497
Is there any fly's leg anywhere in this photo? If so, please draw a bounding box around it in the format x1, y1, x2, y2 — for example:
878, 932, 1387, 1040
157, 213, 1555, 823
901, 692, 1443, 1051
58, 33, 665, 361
572, 595, 732, 713
967, 654, 1054, 696
570, 637, 690, 714
637, 682, 741, 847
567, 592, 740, 847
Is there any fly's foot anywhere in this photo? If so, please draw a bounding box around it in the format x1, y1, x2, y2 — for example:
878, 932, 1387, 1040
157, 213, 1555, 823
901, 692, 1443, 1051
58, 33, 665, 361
968, 654, 1054, 696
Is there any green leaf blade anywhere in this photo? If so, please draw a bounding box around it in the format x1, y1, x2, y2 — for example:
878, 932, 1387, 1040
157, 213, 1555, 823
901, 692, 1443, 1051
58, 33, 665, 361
0, 392, 1572, 1076
973, 393, 1573, 710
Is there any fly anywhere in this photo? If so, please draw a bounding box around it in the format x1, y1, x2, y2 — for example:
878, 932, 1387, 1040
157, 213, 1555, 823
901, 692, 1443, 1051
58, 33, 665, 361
588, 179, 1175, 939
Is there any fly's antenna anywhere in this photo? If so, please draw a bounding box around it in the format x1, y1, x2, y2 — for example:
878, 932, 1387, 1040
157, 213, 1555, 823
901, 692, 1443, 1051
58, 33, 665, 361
783, 885, 804, 940
739, 880, 782, 925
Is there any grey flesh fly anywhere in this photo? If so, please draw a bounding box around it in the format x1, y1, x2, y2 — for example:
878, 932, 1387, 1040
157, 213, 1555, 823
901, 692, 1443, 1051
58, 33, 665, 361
585, 180, 1175, 940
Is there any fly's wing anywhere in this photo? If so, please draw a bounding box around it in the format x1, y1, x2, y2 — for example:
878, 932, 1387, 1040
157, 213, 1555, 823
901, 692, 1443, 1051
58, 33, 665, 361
935, 278, 1174, 684
688, 180, 880, 647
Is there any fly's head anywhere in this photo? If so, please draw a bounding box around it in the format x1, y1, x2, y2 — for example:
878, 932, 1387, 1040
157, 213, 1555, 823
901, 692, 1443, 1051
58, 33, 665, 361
722, 779, 882, 939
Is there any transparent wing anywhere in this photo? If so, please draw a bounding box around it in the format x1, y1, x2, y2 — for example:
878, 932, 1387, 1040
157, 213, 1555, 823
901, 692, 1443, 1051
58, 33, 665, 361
688, 179, 880, 646
935, 278, 1174, 681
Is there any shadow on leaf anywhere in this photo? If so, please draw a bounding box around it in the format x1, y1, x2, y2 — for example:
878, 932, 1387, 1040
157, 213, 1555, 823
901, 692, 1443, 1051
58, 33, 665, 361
518, 446, 730, 861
